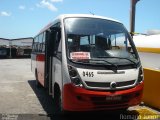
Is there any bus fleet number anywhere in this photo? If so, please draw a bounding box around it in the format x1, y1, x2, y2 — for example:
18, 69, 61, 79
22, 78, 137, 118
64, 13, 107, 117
83, 71, 94, 77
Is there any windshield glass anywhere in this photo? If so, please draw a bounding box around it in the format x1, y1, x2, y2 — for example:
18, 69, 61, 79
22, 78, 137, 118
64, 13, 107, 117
64, 17, 139, 66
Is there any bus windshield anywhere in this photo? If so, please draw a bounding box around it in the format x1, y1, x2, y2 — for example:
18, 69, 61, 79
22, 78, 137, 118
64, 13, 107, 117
64, 18, 139, 66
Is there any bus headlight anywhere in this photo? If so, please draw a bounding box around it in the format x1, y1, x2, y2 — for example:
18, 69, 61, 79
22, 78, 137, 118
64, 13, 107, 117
68, 65, 83, 87
137, 66, 144, 83
69, 68, 77, 77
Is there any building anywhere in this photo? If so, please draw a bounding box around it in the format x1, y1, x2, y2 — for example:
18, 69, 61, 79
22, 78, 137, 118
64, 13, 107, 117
11, 37, 33, 47
0, 38, 9, 47
0, 37, 33, 58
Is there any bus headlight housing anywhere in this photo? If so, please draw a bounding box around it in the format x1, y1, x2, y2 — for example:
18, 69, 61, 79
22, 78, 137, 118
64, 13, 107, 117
137, 66, 144, 84
68, 65, 83, 87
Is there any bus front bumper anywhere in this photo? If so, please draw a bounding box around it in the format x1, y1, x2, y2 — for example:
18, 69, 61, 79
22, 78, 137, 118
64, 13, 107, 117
63, 82, 144, 111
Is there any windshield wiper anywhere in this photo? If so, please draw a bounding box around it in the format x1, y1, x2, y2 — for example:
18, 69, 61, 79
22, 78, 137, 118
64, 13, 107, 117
97, 56, 138, 68
89, 59, 118, 73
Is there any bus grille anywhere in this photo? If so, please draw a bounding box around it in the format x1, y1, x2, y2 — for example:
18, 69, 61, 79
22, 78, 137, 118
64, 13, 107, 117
85, 80, 135, 88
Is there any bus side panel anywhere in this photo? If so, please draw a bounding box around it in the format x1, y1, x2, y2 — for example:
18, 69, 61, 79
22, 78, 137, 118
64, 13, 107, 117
36, 53, 45, 87
52, 57, 62, 96
31, 53, 36, 75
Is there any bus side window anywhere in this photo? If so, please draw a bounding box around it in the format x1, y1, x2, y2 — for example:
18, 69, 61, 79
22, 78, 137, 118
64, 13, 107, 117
57, 35, 61, 53
54, 31, 61, 55
34, 36, 39, 52
39, 33, 43, 52
37, 36, 41, 52
42, 32, 46, 53
32, 38, 35, 52
51, 25, 61, 55
53, 23, 61, 54
48, 23, 61, 56
56, 32, 61, 59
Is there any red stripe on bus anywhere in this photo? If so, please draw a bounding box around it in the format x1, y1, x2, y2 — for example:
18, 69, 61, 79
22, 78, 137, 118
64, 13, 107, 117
62, 82, 144, 111
36, 54, 45, 61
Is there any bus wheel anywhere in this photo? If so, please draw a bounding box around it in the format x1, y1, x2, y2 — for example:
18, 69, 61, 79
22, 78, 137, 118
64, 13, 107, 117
53, 84, 63, 115
35, 70, 41, 88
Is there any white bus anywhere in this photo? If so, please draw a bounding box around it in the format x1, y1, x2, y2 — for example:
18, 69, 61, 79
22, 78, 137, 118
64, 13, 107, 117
31, 14, 144, 113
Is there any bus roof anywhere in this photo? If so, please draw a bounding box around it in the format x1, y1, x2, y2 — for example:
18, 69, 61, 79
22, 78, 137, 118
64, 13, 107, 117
56, 14, 120, 23
38, 14, 121, 35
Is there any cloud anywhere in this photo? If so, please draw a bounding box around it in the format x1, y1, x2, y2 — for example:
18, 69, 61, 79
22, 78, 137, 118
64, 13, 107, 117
50, 0, 63, 2
0, 11, 11, 17
36, 0, 59, 12
19, 5, 26, 10
147, 29, 160, 35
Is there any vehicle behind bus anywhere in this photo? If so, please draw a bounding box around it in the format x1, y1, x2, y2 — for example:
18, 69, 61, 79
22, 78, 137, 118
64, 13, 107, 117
0, 47, 7, 58
31, 14, 144, 113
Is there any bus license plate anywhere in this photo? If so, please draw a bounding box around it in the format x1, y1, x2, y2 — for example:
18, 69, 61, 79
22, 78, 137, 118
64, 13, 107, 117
106, 96, 122, 101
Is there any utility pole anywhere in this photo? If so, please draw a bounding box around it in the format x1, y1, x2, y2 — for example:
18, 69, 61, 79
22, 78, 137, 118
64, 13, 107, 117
130, 0, 140, 36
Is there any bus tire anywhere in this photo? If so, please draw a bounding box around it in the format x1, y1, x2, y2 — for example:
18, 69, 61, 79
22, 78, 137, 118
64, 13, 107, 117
53, 84, 63, 115
35, 69, 41, 88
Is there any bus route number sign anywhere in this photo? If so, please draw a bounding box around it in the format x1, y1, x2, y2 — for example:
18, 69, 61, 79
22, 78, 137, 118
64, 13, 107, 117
70, 52, 90, 60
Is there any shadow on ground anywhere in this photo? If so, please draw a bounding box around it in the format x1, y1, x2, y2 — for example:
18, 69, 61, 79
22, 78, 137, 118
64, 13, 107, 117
28, 80, 55, 115
28, 80, 139, 120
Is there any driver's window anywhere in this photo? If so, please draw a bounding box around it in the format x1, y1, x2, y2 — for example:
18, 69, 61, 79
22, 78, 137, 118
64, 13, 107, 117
110, 33, 127, 50
80, 36, 89, 45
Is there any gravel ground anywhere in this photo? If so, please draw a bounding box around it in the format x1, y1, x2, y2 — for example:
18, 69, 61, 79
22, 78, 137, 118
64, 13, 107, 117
0, 59, 46, 114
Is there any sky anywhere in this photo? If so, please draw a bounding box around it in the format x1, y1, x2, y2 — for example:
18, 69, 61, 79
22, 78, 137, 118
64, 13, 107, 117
0, 0, 160, 39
